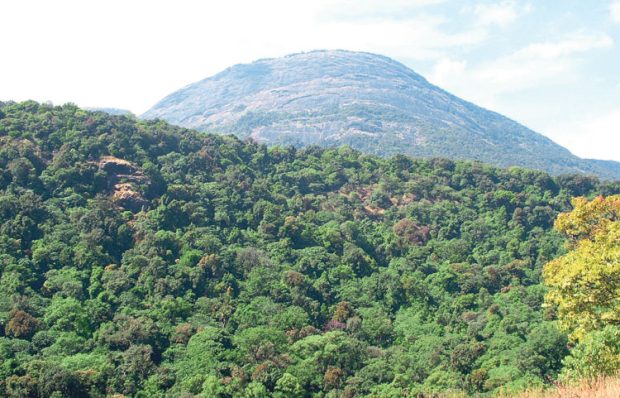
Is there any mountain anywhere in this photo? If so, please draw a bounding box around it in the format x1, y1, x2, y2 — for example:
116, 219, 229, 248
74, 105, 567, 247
2, 101, 619, 396
85, 107, 133, 116
143, 50, 620, 180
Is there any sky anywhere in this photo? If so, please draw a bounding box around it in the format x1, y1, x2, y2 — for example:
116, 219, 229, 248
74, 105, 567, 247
2, 0, 619, 161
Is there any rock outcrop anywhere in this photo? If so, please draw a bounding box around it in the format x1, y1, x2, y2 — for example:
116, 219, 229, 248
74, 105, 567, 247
97, 156, 149, 212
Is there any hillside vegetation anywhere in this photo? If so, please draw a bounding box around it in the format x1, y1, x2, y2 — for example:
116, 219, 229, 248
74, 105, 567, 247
0, 101, 619, 397
143, 50, 620, 180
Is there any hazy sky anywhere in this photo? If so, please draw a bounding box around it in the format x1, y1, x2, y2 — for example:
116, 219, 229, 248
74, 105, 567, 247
2, 0, 619, 160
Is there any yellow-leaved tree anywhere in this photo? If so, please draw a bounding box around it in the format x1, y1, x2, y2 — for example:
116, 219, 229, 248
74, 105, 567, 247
543, 195, 620, 379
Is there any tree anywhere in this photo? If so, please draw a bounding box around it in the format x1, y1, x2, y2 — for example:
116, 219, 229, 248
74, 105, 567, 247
543, 195, 620, 378
5, 310, 40, 339
173, 327, 228, 393
543, 195, 620, 341
274, 373, 303, 398
560, 326, 620, 381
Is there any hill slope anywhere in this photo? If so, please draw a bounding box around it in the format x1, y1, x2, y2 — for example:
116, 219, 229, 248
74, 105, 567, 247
1, 101, 620, 397
143, 50, 620, 180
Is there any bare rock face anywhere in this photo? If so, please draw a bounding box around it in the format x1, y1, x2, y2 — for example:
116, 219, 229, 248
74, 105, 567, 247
142, 50, 620, 180
97, 156, 149, 212
98, 156, 138, 175
112, 183, 149, 212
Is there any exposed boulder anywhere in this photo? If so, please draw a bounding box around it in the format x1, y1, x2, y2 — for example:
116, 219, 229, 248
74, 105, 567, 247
97, 156, 150, 212
113, 183, 149, 212
98, 156, 137, 175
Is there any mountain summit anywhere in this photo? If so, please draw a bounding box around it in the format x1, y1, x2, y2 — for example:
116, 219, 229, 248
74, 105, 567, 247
143, 50, 620, 179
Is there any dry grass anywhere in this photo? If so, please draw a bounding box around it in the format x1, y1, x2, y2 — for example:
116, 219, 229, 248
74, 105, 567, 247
498, 375, 620, 398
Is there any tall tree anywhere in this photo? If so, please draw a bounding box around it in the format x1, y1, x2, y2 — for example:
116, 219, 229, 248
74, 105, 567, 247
544, 195, 620, 379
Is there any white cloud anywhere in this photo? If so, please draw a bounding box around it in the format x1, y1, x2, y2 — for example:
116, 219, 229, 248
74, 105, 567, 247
427, 32, 617, 160
428, 58, 468, 86
312, 1, 488, 61
319, 0, 446, 20
516, 32, 614, 59
429, 32, 614, 102
473, 1, 532, 27
315, 15, 488, 61
475, 32, 613, 91
546, 109, 620, 160
611, 1, 620, 23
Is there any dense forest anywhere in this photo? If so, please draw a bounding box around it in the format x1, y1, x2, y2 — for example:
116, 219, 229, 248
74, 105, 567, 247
0, 101, 619, 397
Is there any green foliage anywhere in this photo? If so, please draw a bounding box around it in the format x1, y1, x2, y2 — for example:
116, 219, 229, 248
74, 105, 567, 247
0, 101, 618, 397
544, 195, 620, 380
560, 326, 620, 381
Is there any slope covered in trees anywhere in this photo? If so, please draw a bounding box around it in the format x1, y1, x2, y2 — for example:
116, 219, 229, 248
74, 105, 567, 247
0, 101, 619, 397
